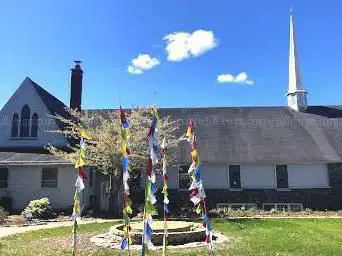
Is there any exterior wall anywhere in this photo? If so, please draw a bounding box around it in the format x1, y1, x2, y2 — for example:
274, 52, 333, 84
0, 78, 67, 148
201, 165, 228, 189
165, 163, 329, 190
140, 167, 179, 189
6, 165, 78, 210
288, 164, 329, 188
134, 163, 340, 211
241, 165, 275, 189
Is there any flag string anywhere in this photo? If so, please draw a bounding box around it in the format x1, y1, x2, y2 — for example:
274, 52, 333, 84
161, 138, 168, 256
141, 107, 162, 256
186, 118, 214, 254
119, 106, 133, 255
72, 130, 90, 256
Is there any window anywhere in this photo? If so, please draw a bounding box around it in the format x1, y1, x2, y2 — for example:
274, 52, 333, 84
20, 105, 30, 137
0, 168, 9, 188
178, 165, 191, 190
263, 203, 276, 211
229, 165, 241, 189
41, 168, 58, 188
263, 203, 303, 212
11, 113, 19, 137
31, 113, 38, 137
289, 203, 303, 212
276, 165, 288, 189
217, 203, 257, 211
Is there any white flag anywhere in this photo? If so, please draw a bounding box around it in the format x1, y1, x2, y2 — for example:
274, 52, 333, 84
75, 175, 85, 192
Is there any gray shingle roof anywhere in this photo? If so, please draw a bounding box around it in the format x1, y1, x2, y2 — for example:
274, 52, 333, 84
29, 77, 72, 132
156, 106, 342, 163
3, 102, 342, 165
0, 152, 71, 166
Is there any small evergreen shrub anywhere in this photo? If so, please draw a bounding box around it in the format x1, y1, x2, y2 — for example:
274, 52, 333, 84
0, 206, 8, 223
22, 198, 56, 220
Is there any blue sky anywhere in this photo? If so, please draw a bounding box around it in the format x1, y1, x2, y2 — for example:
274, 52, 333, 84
0, 0, 341, 109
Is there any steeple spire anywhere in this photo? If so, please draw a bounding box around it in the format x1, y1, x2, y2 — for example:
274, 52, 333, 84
287, 9, 308, 112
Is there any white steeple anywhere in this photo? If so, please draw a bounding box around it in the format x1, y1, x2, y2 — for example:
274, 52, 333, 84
287, 9, 308, 112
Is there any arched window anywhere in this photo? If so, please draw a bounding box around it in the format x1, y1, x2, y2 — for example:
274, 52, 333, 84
20, 105, 30, 137
11, 113, 19, 137
31, 113, 38, 137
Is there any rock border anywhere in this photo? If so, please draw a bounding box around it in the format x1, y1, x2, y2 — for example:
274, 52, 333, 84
90, 231, 228, 251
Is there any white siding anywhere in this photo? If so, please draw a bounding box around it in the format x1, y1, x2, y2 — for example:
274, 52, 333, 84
8, 165, 76, 210
241, 165, 275, 189
0, 78, 67, 148
201, 165, 228, 189
288, 164, 329, 188
140, 167, 179, 190
140, 164, 330, 190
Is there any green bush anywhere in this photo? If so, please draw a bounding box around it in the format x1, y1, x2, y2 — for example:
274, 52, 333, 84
22, 198, 56, 220
0, 206, 8, 223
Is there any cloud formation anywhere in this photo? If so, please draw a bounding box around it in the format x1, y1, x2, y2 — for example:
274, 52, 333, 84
217, 72, 254, 85
164, 30, 217, 62
128, 54, 160, 74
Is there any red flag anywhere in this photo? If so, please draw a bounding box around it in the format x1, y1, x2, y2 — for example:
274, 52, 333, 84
78, 166, 88, 179
120, 106, 127, 125
205, 235, 210, 243
146, 158, 152, 177
191, 136, 197, 151
190, 188, 199, 198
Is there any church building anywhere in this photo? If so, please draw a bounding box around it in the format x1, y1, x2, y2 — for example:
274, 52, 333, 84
1, 12, 342, 213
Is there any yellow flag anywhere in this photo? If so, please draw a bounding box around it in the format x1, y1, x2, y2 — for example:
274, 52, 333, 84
73, 200, 80, 213
75, 157, 85, 168
81, 130, 91, 140
186, 126, 193, 137
191, 149, 197, 159
123, 205, 132, 215
79, 148, 86, 159
122, 142, 127, 155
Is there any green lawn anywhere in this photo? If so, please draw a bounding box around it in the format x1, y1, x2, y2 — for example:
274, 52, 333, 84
0, 219, 342, 256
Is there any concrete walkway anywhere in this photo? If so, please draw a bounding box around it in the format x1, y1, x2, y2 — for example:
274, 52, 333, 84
0, 219, 117, 238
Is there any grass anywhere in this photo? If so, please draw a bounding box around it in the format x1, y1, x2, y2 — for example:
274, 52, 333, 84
0, 219, 342, 255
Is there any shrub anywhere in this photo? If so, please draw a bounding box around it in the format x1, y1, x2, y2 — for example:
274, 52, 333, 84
22, 198, 56, 220
0, 206, 8, 223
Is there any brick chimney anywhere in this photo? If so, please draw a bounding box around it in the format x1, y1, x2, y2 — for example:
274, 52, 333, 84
70, 60, 83, 111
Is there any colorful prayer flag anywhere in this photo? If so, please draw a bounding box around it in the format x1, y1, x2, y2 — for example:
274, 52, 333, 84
185, 119, 214, 253
119, 107, 133, 254
142, 107, 162, 255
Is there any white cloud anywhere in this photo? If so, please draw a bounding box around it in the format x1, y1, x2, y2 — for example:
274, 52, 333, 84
217, 72, 254, 85
164, 30, 217, 62
127, 54, 160, 74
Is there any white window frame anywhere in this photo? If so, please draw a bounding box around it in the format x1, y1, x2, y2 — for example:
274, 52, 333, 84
262, 203, 303, 211
228, 164, 242, 191
217, 203, 257, 211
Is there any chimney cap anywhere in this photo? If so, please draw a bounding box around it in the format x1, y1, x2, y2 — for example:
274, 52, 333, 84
73, 60, 82, 70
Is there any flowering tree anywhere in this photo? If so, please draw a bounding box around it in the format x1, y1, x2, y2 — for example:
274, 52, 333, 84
47, 107, 183, 215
